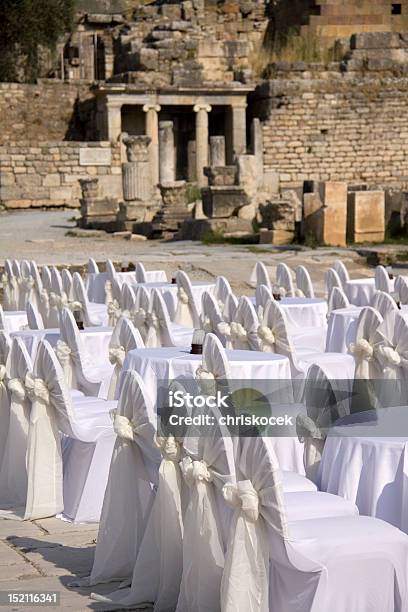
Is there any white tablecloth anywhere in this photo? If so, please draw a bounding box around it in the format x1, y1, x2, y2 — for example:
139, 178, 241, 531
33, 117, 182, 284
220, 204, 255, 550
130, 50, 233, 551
10, 327, 112, 366
4, 311, 28, 333
138, 281, 215, 320
252, 296, 327, 328
124, 346, 293, 408
344, 278, 396, 306
86, 270, 167, 303
326, 306, 362, 353
320, 406, 408, 532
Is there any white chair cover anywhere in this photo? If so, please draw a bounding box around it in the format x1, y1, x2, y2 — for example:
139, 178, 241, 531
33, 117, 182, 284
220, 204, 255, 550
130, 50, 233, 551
120, 283, 136, 319
328, 287, 350, 314
276, 263, 296, 297
133, 285, 150, 341
18, 261, 35, 311
350, 306, 384, 380
26, 301, 44, 330
61, 269, 74, 301
29, 261, 42, 311
0, 305, 5, 331
135, 262, 148, 283
214, 276, 233, 311
11, 260, 21, 277
0, 338, 32, 512
326, 268, 343, 296
0, 332, 11, 468
373, 311, 408, 407
254, 261, 272, 291
107, 317, 144, 400
228, 296, 261, 351
370, 290, 398, 318
395, 275, 408, 304
176, 403, 236, 612
106, 259, 117, 281
297, 364, 352, 482
88, 258, 99, 274
107, 277, 123, 327
57, 308, 110, 397
2, 261, 14, 311
174, 270, 200, 328
334, 260, 350, 286
257, 299, 294, 357
201, 291, 224, 340
196, 332, 232, 388
79, 370, 160, 587
255, 284, 273, 320
375, 265, 393, 293
146, 290, 181, 348
295, 265, 315, 298
223, 292, 238, 323
72, 272, 105, 327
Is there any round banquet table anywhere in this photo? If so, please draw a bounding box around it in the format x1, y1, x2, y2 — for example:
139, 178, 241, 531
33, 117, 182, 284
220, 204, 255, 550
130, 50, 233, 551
138, 281, 215, 320
320, 406, 408, 533
251, 297, 327, 329
345, 277, 395, 307
86, 269, 167, 303
3, 311, 28, 333
10, 326, 112, 366
124, 346, 293, 408
325, 306, 362, 353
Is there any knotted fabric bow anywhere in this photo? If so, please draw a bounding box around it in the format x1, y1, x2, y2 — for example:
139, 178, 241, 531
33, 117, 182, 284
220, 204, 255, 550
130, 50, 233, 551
155, 434, 181, 462
257, 325, 275, 348
55, 339, 71, 365
178, 287, 189, 305
8, 377, 27, 402
180, 456, 213, 486
349, 338, 374, 361
25, 372, 50, 423
109, 346, 126, 367
223, 481, 259, 523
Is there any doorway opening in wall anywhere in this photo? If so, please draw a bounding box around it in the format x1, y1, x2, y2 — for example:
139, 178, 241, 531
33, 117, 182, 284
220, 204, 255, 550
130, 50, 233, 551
392, 4, 402, 14
159, 106, 195, 181
209, 105, 229, 164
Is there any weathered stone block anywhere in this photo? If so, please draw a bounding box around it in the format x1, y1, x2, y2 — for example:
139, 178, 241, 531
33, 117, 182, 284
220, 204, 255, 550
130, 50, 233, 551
202, 186, 249, 218
204, 166, 237, 187
319, 181, 348, 246
237, 155, 258, 200
259, 228, 294, 245
347, 190, 385, 243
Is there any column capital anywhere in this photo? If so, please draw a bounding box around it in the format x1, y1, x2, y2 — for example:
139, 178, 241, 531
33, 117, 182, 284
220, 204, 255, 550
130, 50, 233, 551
143, 104, 161, 113
194, 103, 212, 113
231, 102, 247, 110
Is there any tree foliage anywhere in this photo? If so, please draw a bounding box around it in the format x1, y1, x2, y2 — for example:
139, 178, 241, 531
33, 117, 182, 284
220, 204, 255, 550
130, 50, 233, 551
0, 0, 76, 83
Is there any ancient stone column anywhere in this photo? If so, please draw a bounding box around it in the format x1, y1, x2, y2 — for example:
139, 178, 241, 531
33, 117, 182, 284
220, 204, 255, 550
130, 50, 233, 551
194, 104, 211, 187
159, 121, 175, 184
209, 136, 226, 167
106, 102, 122, 142
251, 117, 264, 188
122, 135, 152, 201
231, 104, 247, 158
187, 141, 197, 182
143, 104, 161, 186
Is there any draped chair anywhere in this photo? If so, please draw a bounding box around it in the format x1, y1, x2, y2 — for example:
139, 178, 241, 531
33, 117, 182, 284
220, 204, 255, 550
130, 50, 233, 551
0, 305, 5, 331
146, 289, 193, 348
21, 339, 117, 522
0, 338, 32, 513
29, 261, 43, 312
223, 292, 238, 324
133, 285, 150, 342
221, 434, 408, 612
26, 301, 44, 330
253, 261, 272, 291
349, 306, 384, 413
107, 317, 144, 400
395, 275, 408, 304
296, 363, 354, 482
88, 258, 99, 274
135, 262, 147, 283
373, 310, 408, 408
257, 300, 355, 382
107, 277, 123, 327
276, 262, 296, 297
90, 379, 190, 609
174, 270, 201, 328
48, 266, 68, 328
214, 275, 233, 312
375, 265, 393, 293
72, 370, 160, 589
72, 272, 107, 327
61, 269, 74, 302
325, 267, 343, 297
223, 296, 261, 351
57, 308, 113, 398
11, 260, 21, 277
255, 284, 273, 320
295, 265, 315, 298
2, 260, 16, 311
120, 283, 136, 320
334, 259, 350, 287
104, 259, 117, 306
200, 291, 225, 342
370, 290, 398, 319
18, 260, 35, 311
327, 286, 350, 314
0, 332, 11, 468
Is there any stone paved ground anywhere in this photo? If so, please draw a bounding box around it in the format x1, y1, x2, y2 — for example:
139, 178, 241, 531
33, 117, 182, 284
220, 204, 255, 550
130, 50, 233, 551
0, 208, 406, 609
0, 516, 150, 610
0, 208, 398, 298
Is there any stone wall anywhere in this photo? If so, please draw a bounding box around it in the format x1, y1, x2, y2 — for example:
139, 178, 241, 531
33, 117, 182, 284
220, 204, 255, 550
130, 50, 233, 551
0, 81, 96, 144
254, 72, 408, 190
0, 141, 122, 209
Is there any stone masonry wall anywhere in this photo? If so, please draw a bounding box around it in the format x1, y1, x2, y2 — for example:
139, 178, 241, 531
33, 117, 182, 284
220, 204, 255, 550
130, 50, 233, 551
254, 74, 408, 190
0, 81, 96, 144
0, 141, 122, 209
